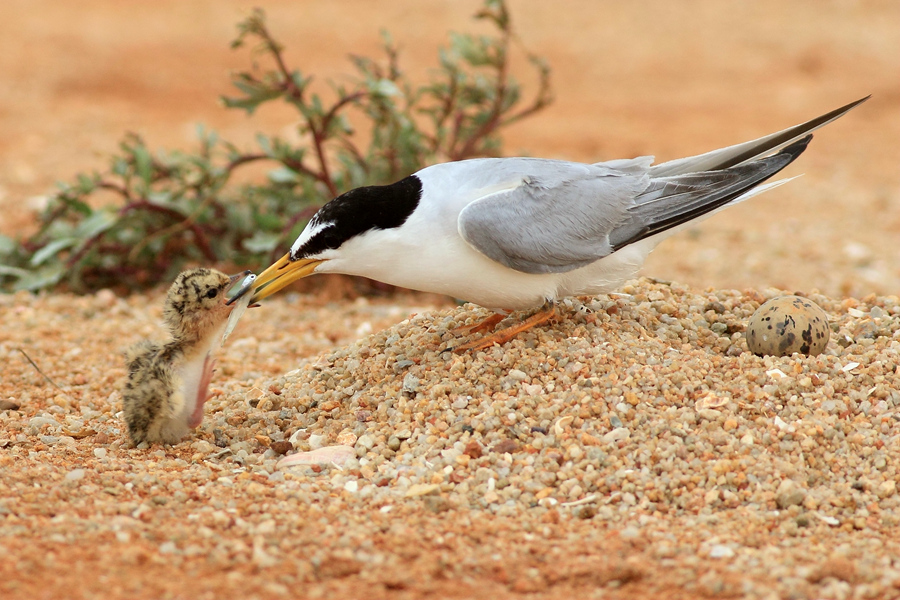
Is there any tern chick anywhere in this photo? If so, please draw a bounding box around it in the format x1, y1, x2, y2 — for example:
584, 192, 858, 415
123, 268, 240, 445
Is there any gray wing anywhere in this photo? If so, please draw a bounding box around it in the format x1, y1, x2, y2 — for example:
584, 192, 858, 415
609, 135, 810, 249
458, 137, 811, 275
457, 160, 651, 274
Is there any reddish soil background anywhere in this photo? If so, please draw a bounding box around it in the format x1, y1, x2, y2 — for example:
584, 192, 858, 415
1, 0, 897, 297
1, 2, 898, 599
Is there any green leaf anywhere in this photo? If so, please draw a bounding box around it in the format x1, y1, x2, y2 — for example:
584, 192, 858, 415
0, 234, 16, 255
148, 190, 175, 205
290, 71, 308, 92
3, 0, 552, 294
267, 167, 299, 184
0, 264, 31, 278
242, 230, 281, 253
256, 133, 274, 155
13, 264, 66, 292
73, 209, 117, 239
133, 145, 153, 183
30, 238, 78, 267
220, 96, 254, 114
451, 33, 493, 67
370, 79, 401, 98
76, 173, 97, 194
111, 157, 129, 177
252, 212, 283, 230
60, 194, 93, 216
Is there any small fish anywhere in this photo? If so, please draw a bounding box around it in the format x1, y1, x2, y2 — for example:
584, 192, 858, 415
227, 272, 256, 305
222, 272, 256, 344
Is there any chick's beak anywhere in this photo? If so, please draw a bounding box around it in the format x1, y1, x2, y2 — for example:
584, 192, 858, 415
249, 254, 324, 302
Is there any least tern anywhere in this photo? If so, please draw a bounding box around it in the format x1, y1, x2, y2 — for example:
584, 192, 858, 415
123, 268, 247, 444
250, 97, 867, 351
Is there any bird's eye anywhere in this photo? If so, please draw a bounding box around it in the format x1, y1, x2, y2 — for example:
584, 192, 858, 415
206, 288, 219, 299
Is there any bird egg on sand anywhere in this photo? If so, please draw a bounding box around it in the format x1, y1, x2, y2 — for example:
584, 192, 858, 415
745, 295, 829, 357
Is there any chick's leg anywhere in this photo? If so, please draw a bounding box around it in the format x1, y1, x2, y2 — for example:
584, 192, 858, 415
189, 354, 215, 428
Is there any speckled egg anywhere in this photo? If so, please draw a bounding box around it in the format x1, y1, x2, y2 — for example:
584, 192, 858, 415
746, 296, 830, 357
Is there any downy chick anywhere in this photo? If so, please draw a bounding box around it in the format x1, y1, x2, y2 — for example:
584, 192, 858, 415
123, 268, 242, 445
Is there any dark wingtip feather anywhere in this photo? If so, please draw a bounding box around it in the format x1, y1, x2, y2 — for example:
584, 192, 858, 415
650, 96, 870, 178
781, 133, 813, 159
611, 134, 816, 251
713, 97, 868, 171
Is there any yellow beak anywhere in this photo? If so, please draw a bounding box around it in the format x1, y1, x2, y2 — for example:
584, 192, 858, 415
250, 254, 324, 302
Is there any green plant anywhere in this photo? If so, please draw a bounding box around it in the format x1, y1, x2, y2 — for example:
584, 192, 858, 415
0, 0, 551, 294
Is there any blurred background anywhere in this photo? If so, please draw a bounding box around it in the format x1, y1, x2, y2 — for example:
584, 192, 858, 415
1, 0, 897, 297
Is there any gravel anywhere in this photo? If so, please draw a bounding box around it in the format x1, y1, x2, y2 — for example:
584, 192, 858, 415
2, 280, 900, 599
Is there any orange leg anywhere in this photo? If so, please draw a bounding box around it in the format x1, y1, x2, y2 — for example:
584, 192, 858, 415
452, 303, 557, 353
450, 312, 507, 336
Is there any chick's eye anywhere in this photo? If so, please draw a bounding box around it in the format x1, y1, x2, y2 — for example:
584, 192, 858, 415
206, 288, 219, 299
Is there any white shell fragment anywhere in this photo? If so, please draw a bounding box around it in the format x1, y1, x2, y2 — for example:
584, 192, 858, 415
695, 393, 729, 410
814, 512, 840, 526
553, 415, 574, 437
275, 445, 356, 470
745, 296, 830, 357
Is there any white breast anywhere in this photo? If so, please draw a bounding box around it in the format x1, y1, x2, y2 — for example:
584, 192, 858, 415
176, 351, 209, 423
314, 160, 658, 310
174, 321, 227, 425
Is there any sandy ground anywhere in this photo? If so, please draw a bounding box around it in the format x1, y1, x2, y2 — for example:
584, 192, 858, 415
1, 0, 898, 296
1, 1, 899, 599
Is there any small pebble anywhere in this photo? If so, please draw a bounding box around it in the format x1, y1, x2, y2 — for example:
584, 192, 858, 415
423, 496, 452, 513
463, 441, 483, 458
270, 441, 293, 455
405, 484, 440, 497
508, 369, 528, 381
603, 428, 630, 443
775, 479, 806, 509
159, 542, 177, 554
337, 430, 358, 446
65, 469, 85, 482
709, 545, 735, 559
492, 439, 519, 454
5, 278, 900, 600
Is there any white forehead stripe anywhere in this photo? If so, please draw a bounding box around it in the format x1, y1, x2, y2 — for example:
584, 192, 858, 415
290, 220, 334, 256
